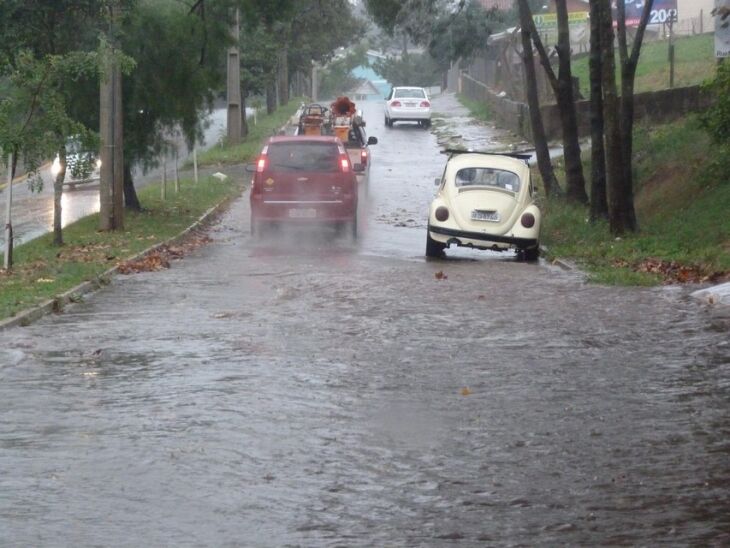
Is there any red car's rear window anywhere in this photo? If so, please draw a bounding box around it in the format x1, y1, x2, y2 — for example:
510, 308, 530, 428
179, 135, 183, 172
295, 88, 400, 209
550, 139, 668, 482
268, 142, 340, 173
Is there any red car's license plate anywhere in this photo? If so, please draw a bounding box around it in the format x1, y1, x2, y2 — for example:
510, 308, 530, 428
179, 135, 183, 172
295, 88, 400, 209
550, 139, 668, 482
288, 208, 316, 219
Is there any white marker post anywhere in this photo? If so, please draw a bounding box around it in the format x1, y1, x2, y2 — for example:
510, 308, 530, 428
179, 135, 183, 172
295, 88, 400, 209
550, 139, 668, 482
193, 145, 199, 184
3, 153, 13, 270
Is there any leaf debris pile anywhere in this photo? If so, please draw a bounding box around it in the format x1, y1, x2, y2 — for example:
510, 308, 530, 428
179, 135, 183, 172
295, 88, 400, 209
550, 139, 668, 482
613, 258, 730, 284
117, 233, 212, 274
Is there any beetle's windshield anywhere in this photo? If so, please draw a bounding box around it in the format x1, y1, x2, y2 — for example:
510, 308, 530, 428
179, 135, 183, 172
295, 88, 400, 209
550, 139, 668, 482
455, 167, 520, 192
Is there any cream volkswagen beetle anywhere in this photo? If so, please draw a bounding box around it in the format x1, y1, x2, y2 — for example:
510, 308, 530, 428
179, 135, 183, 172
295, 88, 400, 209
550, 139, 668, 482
426, 150, 541, 260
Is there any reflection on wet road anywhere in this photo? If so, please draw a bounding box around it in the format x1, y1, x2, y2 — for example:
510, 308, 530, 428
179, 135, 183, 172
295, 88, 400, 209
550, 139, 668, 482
1, 97, 729, 546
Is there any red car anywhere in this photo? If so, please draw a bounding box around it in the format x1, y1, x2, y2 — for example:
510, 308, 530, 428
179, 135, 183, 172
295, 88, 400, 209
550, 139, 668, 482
248, 136, 361, 238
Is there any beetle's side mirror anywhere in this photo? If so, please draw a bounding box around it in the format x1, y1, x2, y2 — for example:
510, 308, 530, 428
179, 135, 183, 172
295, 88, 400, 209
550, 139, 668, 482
245, 164, 256, 173
368, 136, 378, 145
434, 177, 441, 186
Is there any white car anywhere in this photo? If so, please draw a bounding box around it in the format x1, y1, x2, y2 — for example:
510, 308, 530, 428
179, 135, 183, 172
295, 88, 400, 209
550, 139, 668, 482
384, 86, 431, 129
426, 150, 541, 260
51, 137, 101, 188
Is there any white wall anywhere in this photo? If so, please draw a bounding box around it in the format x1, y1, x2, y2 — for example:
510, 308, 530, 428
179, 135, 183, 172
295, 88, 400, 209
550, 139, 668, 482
677, 0, 714, 20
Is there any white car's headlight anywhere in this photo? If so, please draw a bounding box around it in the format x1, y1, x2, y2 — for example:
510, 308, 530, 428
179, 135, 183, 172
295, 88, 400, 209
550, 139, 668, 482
51, 157, 61, 177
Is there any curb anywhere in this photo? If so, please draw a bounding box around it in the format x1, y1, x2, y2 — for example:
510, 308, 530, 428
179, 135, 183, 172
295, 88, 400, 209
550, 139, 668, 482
0, 194, 236, 333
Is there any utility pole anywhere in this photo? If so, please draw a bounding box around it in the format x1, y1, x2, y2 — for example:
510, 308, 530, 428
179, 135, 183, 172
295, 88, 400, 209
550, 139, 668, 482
227, 8, 242, 144
99, 1, 124, 231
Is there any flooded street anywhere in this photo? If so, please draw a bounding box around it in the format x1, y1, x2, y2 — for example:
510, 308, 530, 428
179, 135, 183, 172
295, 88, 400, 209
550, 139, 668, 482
1, 97, 729, 546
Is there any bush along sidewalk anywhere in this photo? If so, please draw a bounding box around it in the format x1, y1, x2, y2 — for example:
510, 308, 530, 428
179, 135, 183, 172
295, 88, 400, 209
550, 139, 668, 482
0, 99, 303, 325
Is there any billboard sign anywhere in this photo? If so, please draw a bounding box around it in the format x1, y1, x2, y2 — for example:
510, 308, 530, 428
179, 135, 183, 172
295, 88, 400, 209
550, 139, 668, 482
532, 11, 589, 30
621, 0, 678, 27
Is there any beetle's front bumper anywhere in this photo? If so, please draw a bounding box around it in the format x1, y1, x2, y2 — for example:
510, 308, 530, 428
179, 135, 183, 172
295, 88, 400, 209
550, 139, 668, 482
429, 225, 538, 250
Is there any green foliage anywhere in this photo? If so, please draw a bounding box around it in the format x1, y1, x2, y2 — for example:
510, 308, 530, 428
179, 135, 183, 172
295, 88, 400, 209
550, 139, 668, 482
120, 0, 231, 171
540, 117, 730, 284
318, 47, 368, 100
373, 51, 441, 87
456, 93, 493, 122
0, 50, 98, 180
700, 62, 730, 145
428, 1, 504, 67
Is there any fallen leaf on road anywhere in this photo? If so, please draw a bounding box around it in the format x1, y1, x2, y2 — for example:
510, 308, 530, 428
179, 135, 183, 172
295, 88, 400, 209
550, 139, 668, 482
460, 387, 472, 396
435, 270, 448, 280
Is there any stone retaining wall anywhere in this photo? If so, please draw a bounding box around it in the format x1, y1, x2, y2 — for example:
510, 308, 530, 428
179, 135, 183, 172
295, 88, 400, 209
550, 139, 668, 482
459, 72, 713, 141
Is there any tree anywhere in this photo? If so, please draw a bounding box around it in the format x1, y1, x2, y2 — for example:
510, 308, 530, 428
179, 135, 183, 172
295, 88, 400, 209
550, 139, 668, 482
0, 1, 106, 250
372, 52, 442, 87
516, 3, 559, 197
598, 0, 654, 234
517, 0, 588, 204
588, 0, 608, 221
118, 0, 231, 210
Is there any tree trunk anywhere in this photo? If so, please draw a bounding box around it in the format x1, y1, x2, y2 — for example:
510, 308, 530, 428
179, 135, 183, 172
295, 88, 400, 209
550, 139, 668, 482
589, 0, 608, 221
555, 0, 588, 204
517, 2, 560, 197
598, 0, 630, 235
614, 0, 655, 233
52, 144, 66, 246
266, 80, 276, 114
277, 46, 289, 106
518, 0, 586, 202
123, 161, 142, 212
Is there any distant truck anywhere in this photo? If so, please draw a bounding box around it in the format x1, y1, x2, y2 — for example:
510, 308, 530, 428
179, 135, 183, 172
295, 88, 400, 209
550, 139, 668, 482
297, 97, 377, 190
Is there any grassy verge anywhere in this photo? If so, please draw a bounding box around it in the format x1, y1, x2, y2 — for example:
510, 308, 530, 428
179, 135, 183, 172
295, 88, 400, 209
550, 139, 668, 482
0, 101, 301, 322
195, 98, 304, 166
0, 176, 238, 320
456, 93, 494, 122
538, 117, 730, 285
572, 34, 716, 97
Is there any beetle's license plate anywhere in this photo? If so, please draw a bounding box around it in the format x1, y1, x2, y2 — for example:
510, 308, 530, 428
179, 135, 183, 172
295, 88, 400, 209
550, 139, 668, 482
289, 208, 317, 219
471, 209, 500, 222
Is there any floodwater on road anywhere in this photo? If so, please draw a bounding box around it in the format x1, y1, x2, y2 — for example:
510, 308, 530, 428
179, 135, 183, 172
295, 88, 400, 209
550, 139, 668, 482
1, 97, 728, 546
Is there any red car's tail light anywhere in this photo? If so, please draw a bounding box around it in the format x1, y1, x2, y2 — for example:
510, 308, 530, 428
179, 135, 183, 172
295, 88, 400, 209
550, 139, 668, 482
390, 100, 402, 107
521, 212, 535, 228
256, 156, 267, 173
420, 100, 430, 107
435, 206, 449, 222
360, 149, 368, 165
340, 155, 350, 173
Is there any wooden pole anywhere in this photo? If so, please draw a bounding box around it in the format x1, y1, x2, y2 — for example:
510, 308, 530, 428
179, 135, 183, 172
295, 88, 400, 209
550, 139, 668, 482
226, 8, 241, 144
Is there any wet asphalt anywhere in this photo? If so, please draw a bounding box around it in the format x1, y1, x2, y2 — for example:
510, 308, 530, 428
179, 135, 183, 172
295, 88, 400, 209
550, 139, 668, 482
0, 95, 729, 547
